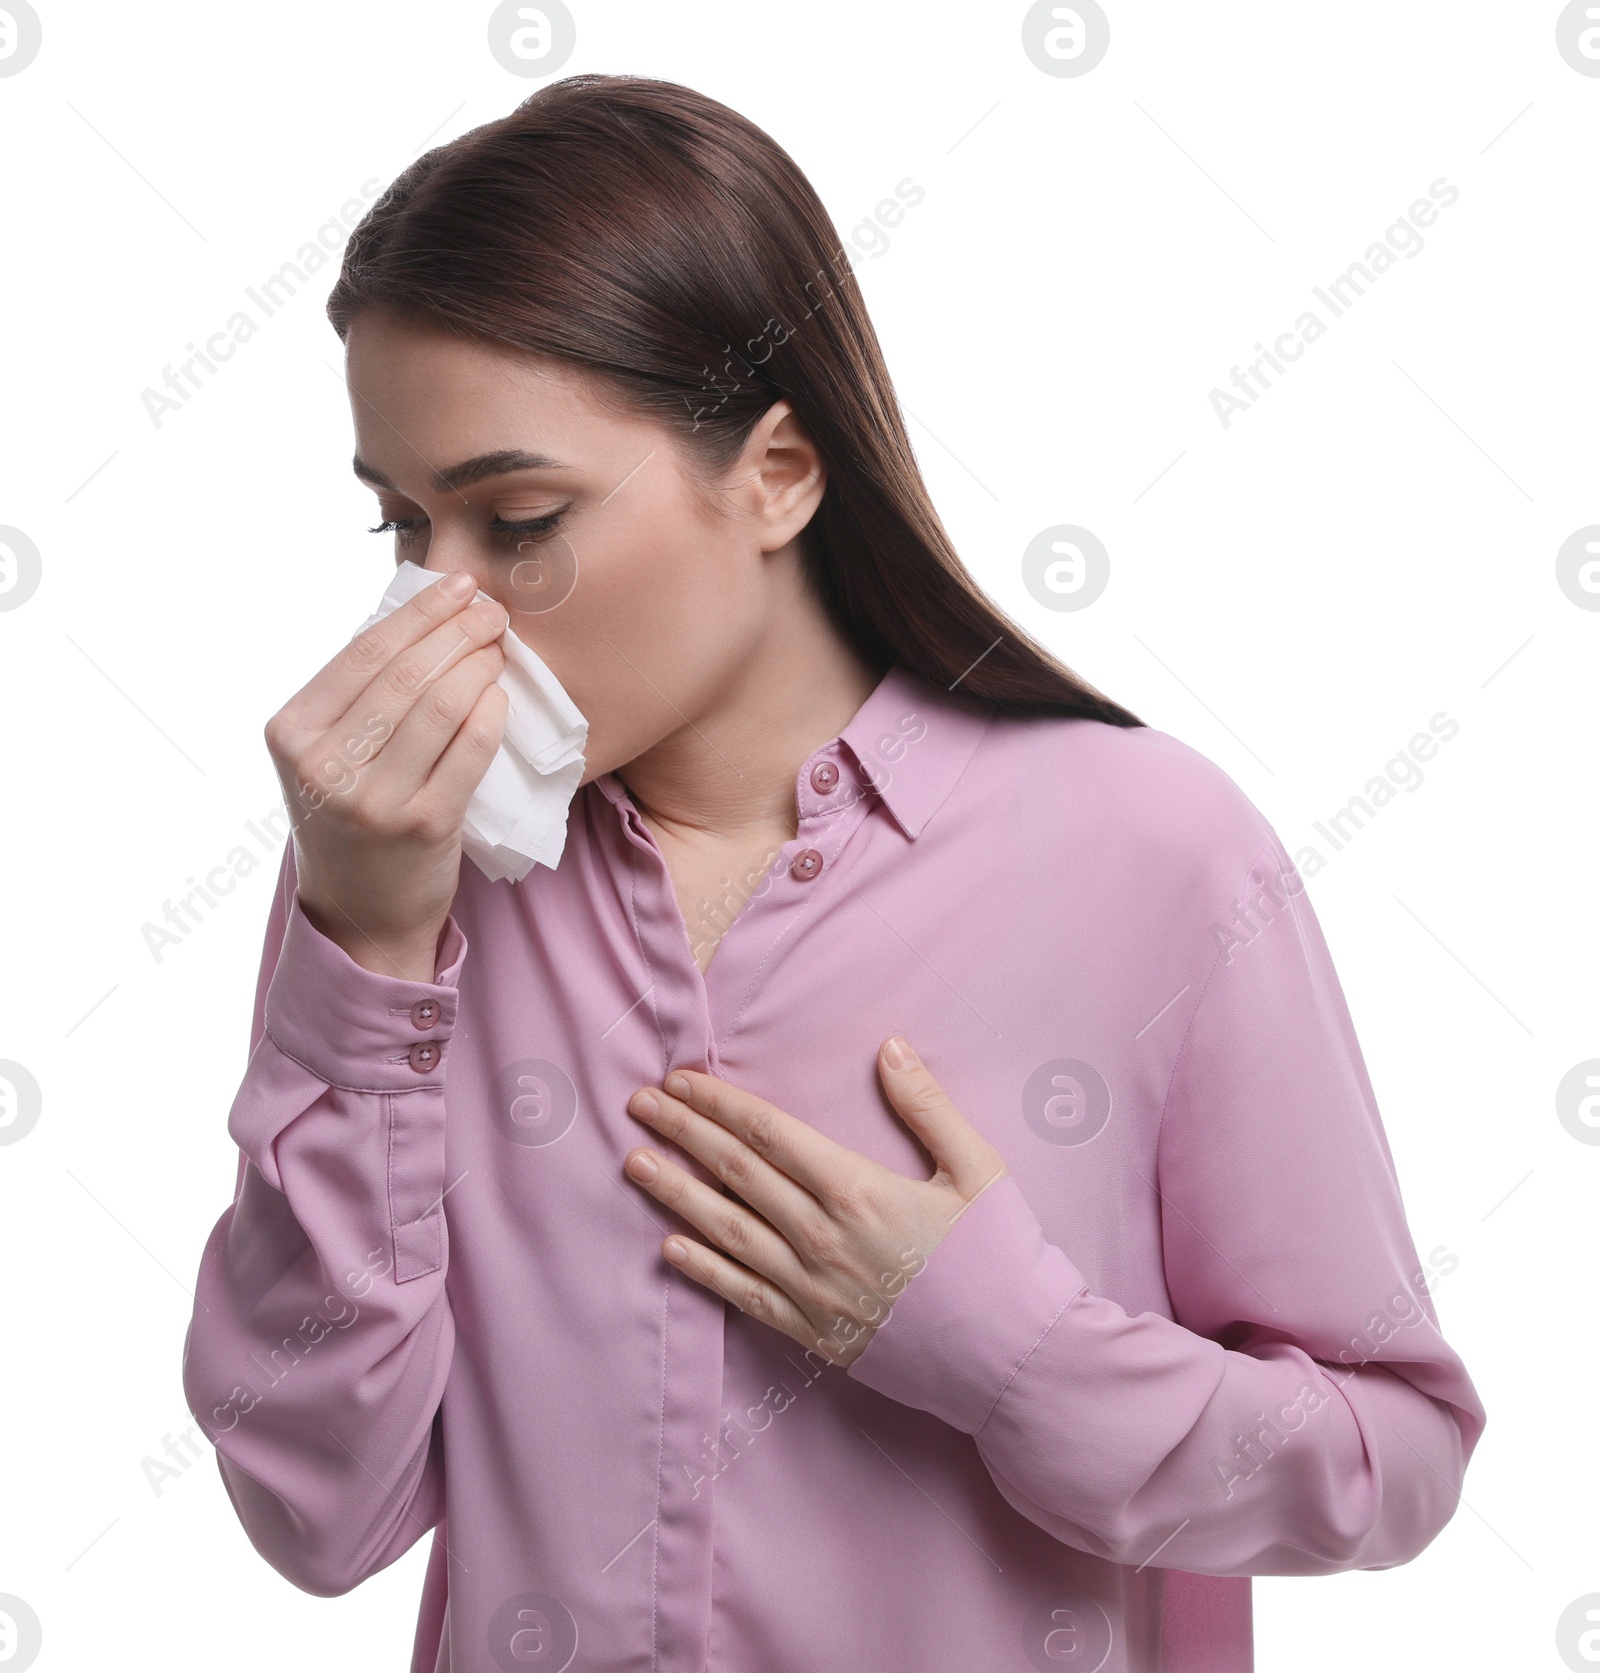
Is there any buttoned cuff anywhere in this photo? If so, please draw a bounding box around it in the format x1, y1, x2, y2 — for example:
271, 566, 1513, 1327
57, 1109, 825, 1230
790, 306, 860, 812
262, 893, 468, 1093
845, 1174, 1091, 1435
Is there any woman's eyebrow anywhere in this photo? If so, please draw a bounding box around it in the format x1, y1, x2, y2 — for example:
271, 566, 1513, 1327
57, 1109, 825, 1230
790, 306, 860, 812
352, 448, 568, 494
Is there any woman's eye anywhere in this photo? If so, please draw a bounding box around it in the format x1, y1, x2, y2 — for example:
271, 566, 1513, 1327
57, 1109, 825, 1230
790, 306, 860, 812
364, 511, 566, 546
368, 516, 426, 542
490, 510, 566, 545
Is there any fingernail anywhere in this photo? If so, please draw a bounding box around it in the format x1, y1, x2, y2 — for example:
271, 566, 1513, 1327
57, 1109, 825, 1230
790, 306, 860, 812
440, 570, 476, 598
883, 1036, 913, 1069
629, 1090, 659, 1118
626, 1151, 658, 1183
664, 1073, 692, 1100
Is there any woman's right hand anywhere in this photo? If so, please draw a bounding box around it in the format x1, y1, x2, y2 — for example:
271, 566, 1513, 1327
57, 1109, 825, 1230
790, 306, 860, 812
264, 569, 511, 981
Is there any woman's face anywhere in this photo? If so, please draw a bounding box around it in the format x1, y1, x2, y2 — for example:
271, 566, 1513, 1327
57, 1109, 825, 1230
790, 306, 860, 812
342, 306, 824, 785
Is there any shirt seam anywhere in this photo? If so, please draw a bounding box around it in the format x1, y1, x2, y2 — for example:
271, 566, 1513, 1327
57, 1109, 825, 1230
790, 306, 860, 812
612, 797, 674, 1071
907, 698, 995, 839
385, 1090, 402, 1281
925, 1169, 1087, 1438
1151, 829, 1279, 1159
651, 1264, 669, 1673
972, 1290, 1078, 1437
260, 1022, 446, 1095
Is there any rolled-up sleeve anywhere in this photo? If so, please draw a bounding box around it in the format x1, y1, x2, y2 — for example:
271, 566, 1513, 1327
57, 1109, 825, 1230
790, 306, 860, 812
847, 831, 1487, 1577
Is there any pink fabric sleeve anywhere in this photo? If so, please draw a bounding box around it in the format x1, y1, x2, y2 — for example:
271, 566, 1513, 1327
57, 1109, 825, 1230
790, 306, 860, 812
180, 840, 464, 1596
847, 832, 1488, 1576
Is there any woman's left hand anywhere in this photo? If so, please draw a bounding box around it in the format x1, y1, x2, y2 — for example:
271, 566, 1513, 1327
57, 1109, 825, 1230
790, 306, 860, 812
622, 1036, 1008, 1368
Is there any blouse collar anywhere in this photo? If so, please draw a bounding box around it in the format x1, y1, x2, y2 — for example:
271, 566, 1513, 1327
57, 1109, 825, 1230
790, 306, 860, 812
593, 658, 995, 843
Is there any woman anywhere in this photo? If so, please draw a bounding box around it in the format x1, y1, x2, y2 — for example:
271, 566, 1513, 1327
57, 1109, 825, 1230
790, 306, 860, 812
181, 74, 1486, 1673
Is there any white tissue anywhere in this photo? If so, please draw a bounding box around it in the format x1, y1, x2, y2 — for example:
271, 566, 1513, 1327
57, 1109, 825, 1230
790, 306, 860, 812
353, 560, 588, 884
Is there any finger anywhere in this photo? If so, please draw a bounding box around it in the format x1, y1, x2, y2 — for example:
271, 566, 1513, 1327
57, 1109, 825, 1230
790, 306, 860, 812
288, 639, 502, 824
657, 1232, 828, 1356
877, 1037, 1008, 1199
285, 601, 507, 817
287, 568, 486, 737
656, 1068, 858, 1207
349, 595, 509, 751
354, 641, 507, 813
630, 1082, 833, 1253
422, 675, 510, 814
625, 1144, 805, 1289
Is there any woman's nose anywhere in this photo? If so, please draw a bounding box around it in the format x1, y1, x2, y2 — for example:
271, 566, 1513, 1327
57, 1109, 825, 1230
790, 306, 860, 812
506, 543, 579, 615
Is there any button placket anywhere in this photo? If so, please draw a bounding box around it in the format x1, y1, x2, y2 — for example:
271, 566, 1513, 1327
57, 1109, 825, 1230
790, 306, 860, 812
785, 755, 875, 884
704, 748, 880, 1052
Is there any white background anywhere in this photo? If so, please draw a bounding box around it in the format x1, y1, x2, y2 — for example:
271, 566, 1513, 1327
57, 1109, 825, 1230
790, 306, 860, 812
1, 2, 1593, 1668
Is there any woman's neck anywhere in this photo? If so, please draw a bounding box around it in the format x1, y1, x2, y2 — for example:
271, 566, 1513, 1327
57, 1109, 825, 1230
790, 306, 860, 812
614, 604, 885, 850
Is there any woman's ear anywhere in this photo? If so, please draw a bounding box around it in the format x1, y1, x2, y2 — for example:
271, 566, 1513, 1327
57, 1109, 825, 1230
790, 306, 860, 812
740, 400, 827, 551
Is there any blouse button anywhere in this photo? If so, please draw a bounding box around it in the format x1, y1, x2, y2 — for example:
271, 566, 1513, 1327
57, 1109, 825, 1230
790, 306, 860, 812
790, 847, 823, 881
809, 760, 839, 794
410, 999, 441, 1030
408, 1040, 443, 1074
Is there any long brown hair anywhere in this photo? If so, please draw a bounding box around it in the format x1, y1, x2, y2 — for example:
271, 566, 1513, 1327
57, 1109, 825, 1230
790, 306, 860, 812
327, 74, 1142, 726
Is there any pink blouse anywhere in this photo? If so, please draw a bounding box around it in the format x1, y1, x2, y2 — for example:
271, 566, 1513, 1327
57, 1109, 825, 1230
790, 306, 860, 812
181, 659, 1486, 1672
